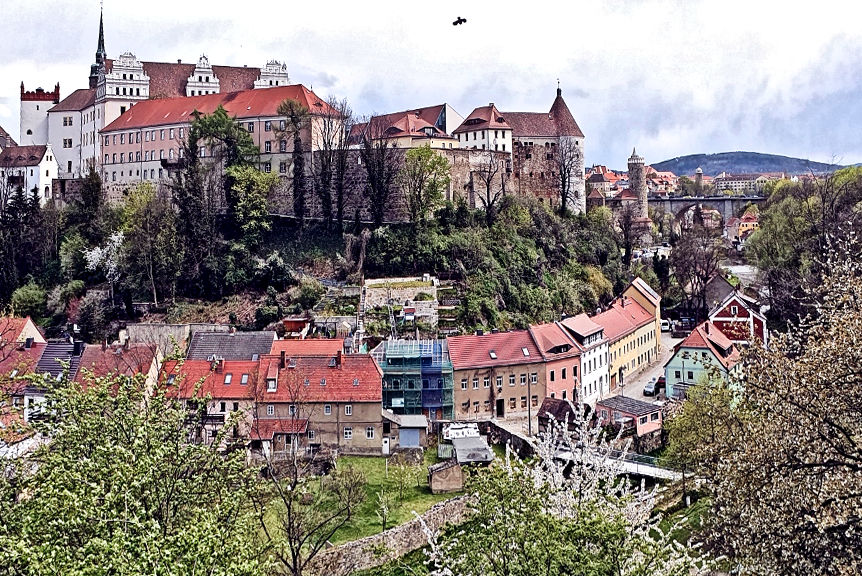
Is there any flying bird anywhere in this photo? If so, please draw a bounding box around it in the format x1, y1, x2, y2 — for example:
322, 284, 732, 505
453, 16, 467, 26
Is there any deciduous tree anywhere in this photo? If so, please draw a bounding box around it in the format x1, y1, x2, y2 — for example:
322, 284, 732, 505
399, 145, 450, 225
357, 115, 402, 228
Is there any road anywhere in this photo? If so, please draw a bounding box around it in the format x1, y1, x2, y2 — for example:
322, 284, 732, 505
617, 330, 682, 404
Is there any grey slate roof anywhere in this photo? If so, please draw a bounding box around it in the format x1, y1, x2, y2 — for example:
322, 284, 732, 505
451, 436, 495, 465
186, 331, 275, 361
596, 395, 660, 417
36, 342, 84, 380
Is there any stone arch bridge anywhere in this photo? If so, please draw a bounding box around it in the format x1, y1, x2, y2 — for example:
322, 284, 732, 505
649, 195, 767, 224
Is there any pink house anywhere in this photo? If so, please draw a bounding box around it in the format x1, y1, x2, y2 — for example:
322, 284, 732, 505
595, 395, 662, 437
528, 322, 582, 402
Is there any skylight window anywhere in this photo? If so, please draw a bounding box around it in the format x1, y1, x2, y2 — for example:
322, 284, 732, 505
522, 347, 530, 357
240, 374, 249, 385
224, 373, 232, 385
489, 351, 497, 359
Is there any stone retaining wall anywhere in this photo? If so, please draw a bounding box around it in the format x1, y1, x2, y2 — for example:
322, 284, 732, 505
309, 496, 473, 576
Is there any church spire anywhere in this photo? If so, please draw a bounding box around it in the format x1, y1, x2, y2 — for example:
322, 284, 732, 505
89, 7, 107, 89
97, 8, 106, 61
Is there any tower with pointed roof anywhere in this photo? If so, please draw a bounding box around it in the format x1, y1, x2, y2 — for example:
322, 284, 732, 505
89, 9, 107, 89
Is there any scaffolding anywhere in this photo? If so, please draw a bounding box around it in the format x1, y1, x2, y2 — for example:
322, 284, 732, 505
372, 339, 454, 420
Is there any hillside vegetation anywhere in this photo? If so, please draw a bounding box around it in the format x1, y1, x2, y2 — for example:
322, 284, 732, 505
652, 151, 843, 177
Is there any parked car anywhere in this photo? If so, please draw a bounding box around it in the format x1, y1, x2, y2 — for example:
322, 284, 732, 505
643, 378, 657, 396
655, 375, 666, 393
660, 319, 671, 332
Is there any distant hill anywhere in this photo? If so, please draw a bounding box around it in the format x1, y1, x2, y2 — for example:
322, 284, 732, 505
651, 152, 844, 177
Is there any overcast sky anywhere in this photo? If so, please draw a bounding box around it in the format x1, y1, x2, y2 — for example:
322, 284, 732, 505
2, 0, 861, 168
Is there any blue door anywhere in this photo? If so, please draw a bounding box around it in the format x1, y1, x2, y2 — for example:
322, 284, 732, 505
400, 428, 420, 448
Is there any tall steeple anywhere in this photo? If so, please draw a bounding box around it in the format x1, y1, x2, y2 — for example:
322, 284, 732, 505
89, 8, 107, 89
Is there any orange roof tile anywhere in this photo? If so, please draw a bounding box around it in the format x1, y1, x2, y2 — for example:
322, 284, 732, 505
75, 343, 157, 382
592, 297, 653, 342
528, 323, 582, 359
102, 84, 333, 132
453, 103, 510, 134
447, 330, 543, 370
678, 321, 740, 370
270, 339, 344, 357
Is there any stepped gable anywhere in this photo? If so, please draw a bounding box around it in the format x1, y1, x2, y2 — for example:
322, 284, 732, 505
36, 342, 84, 380
49, 88, 96, 112
0, 145, 47, 168
102, 85, 333, 131
186, 331, 276, 361
104, 59, 260, 99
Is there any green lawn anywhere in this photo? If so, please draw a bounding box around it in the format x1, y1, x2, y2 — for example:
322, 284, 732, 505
332, 450, 460, 544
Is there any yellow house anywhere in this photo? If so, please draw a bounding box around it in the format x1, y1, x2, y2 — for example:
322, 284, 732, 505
593, 278, 662, 391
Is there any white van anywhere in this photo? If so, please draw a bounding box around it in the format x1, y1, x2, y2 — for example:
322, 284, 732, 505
660, 319, 671, 332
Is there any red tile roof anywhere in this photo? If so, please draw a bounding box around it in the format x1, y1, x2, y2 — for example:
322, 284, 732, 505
560, 314, 603, 339
447, 330, 543, 370
75, 343, 157, 382
678, 321, 740, 370
102, 84, 333, 132
162, 353, 382, 404
49, 88, 96, 113
528, 323, 582, 359
250, 418, 308, 440
592, 297, 653, 342
162, 359, 262, 400
629, 277, 661, 308
271, 339, 344, 357
503, 90, 584, 138
0, 342, 46, 378
272, 355, 382, 403
0, 145, 48, 168
453, 103, 511, 134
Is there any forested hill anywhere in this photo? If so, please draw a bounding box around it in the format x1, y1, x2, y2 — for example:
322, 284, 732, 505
651, 152, 844, 177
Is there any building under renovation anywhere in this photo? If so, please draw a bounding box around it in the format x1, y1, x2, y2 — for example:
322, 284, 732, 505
371, 339, 454, 421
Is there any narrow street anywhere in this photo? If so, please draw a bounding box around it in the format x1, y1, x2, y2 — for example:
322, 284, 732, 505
616, 331, 682, 404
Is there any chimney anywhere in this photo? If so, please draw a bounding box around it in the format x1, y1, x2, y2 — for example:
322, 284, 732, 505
215, 357, 224, 373
705, 323, 710, 335
336, 350, 343, 367
101, 340, 106, 351
475, 329, 484, 336
72, 341, 83, 356
177, 59, 182, 64
280, 350, 286, 369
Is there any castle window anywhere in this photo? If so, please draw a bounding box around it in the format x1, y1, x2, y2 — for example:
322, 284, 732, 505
247, 122, 254, 133
279, 140, 287, 153
279, 162, 286, 173
264, 163, 271, 173
264, 121, 272, 132
264, 141, 271, 153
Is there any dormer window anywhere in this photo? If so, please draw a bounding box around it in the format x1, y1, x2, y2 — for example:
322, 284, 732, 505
320, 378, 326, 386
329, 357, 337, 367
303, 378, 310, 386
288, 358, 297, 368
167, 374, 176, 385
224, 373, 232, 385
266, 378, 277, 392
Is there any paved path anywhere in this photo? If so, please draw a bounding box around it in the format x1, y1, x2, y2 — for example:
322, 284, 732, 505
617, 331, 682, 404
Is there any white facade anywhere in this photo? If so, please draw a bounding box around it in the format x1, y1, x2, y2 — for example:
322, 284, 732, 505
0, 144, 59, 205
578, 335, 610, 406
456, 126, 512, 152
186, 56, 220, 96
254, 60, 291, 89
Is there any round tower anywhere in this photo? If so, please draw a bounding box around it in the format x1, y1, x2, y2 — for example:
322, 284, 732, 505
694, 167, 703, 193
628, 147, 647, 219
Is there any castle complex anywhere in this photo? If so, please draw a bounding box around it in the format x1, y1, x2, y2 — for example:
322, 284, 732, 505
15, 12, 587, 216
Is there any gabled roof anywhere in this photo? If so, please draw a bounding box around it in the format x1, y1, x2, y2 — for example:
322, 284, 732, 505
453, 103, 510, 134
527, 323, 581, 359
0, 342, 46, 379
382, 409, 428, 429
502, 88, 584, 138
186, 331, 276, 361
596, 395, 660, 417
49, 88, 96, 113
447, 330, 543, 370
104, 59, 261, 100
102, 85, 333, 132
560, 314, 603, 340
353, 105, 454, 140
708, 290, 764, 320
36, 342, 84, 380
629, 277, 661, 308
272, 354, 382, 403
0, 125, 17, 149
592, 296, 654, 342
0, 145, 48, 168
676, 321, 740, 370
161, 358, 261, 400
537, 397, 581, 423
75, 343, 158, 382
270, 339, 344, 357
251, 418, 308, 440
